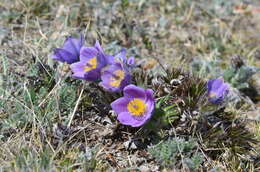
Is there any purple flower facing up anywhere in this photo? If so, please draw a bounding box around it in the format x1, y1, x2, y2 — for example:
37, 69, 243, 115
100, 62, 131, 92
111, 85, 155, 127
70, 40, 110, 81
52, 34, 84, 64
207, 78, 230, 104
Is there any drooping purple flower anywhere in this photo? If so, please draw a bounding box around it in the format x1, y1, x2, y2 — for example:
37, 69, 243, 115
70, 40, 112, 81
100, 62, 131, 92
207, 78, 229, 104
127, 56, 135, 67
114, 48, 135, 67
111, 84, 155, 127
52, 34, 84, 64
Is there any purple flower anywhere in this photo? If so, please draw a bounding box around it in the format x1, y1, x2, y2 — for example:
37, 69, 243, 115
114, 48, 135, 67
207, 78, 229, 104
111, 85, 155, 127
100, 62, 131, 92
52, 34, 84, 64
127, 56, 135, 67
70, 40, 111, 81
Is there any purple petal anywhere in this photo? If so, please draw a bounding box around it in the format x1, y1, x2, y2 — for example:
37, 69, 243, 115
80, 47, 98, 60
70, 61, 85, 73
52, 49, 65, 62
206, 79, 214, 91
84, 69, 101, 81
72, 71, 86, 80
94, 40, 103, 53
63, 37, 82, 57
117, 112, 147, 127
100, 70, 112, 82
105, 54, 115, 65
207, 78, 224, 92
103, 63, 122, 74
100, 71, 119, 92
70, 61, 86, 79
115, 48, 127, 62
145, 89, 155, 114
113, 62, 124, 71
120, 73, 131, 90
111, 97, 130, 114
79, 34, 85, 48
217, 83, 229, 97
145, 89, 154, 99
96, 53, 107, 69
94, 40, 114, 64
53, 48, 78, 64
124, 84, 146, 99
127, 56, 135, 66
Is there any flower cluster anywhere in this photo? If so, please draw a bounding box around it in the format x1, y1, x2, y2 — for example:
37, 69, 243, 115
51, 34, 154, 127
51, 34, 230, 127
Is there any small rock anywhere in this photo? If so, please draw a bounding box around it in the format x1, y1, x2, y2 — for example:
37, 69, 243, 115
84, 146, 93, 160
139, 165, 150, 172
0, 26, 10, 44
124, 140, 138, 150
170, 79, 182, 86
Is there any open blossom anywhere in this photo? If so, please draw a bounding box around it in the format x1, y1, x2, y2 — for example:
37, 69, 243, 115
70, 40, 113, 81
111, 85, 155, 127
100, 62, 131, 92
99, 48, 135, 92
207, 78, 229, 104
52, 34, 84, 64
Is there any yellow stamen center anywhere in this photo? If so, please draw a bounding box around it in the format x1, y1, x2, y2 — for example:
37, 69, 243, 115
127, 98, 146, 116
84, 57, 97, 72
110, 70, 125, 87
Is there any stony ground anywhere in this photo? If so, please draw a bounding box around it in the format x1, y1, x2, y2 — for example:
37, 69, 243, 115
0, 0, 260, 171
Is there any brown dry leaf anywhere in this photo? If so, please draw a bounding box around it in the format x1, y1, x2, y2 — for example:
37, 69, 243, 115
141, 58, 157, 70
